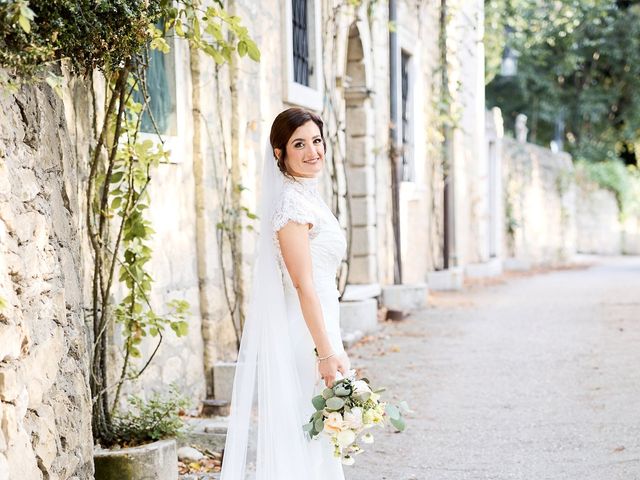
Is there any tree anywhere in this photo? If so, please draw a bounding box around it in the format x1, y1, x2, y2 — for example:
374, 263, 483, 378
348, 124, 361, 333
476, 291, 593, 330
485, 0, 640, 165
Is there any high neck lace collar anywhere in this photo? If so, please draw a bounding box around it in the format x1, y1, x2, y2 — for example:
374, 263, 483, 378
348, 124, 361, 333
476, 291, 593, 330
285, 174, 320, 191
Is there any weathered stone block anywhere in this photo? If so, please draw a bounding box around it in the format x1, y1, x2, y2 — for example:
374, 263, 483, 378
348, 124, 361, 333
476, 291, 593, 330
0, 325, 25, 362
5, 422, 41, 480
340, 299, 378, 334
349, 255, 377, 284
94, 439, 178, 480
345, 106, 371, 137
349, 196, 376, 227
0, 368, 19, 401
381, 283, 428, 312
351, 226, 377, 256
503, 257, 532, 271
345, 137, 374, 167
346, 166, 375, 197
212, 362, 236, 403
465, 258, 503, 278
427, 267, 464, 291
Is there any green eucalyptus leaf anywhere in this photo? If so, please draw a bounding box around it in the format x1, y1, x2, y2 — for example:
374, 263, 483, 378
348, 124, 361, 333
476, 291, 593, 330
311, 395, 326, 410
325, 396, 345, 411
389, 415, 406, 432
321, 388, 335, 400
314, 417, 324, 433
385, 404, 400, 420
334, 385, 351, 397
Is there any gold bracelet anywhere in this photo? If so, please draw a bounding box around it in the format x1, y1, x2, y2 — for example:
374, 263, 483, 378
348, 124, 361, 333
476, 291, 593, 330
317, 352, 336, 362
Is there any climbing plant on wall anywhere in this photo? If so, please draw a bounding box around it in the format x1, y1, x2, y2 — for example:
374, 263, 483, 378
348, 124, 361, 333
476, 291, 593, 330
0, 0, 259, 445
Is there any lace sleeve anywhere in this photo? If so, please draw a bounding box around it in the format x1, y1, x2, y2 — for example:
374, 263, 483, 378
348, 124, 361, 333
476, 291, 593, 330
272, 187, 315, 232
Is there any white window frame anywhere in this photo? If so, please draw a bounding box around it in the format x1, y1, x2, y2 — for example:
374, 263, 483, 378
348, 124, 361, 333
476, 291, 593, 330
283, 0, 324, 111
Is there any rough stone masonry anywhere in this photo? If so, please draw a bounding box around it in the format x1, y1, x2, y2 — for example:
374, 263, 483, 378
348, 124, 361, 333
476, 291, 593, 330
0, 84, 93, 479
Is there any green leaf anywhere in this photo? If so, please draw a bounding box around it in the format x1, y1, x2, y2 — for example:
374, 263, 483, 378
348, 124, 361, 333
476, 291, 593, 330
18, 15, 31, 33
389, 415, 406, 432
110, 171, 125, 184
311, 395, 326, 410
303, 421, 314, 433
237, 41, 247, 57
245, 39, 260, 62
334, 385, 351, 397
325, 397, 345, 411
314, 417, 324, 433
385, 404, 400, 420
321, 388, 335, 400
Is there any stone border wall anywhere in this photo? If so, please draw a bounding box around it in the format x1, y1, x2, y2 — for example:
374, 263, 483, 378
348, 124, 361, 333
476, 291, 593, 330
0, 85, 93, 479
502, 138, 577, 266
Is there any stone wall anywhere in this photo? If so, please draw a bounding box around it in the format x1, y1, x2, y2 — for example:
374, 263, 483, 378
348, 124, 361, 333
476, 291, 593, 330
0, 84, 93, 479
502, 138, 577, 266
575, 179, 622, 254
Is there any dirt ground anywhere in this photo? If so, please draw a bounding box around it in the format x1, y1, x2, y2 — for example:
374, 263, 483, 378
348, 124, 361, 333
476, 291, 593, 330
344, 256, 640, 480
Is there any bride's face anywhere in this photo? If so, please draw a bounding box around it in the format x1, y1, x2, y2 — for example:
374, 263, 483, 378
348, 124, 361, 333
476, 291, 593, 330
278, 120, 325, 178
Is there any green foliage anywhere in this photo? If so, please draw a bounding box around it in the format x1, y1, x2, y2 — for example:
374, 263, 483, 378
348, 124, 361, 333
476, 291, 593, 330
576, 159, 640, 216
112, 386, 190, 447
0, 0, 162, 79
485, 0, 640, 164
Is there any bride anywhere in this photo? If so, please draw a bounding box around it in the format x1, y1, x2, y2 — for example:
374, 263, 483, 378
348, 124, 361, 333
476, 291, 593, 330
220, 107, 351, 479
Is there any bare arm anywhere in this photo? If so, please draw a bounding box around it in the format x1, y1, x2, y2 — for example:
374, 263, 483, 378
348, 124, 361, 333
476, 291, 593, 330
277, 221, 346, 386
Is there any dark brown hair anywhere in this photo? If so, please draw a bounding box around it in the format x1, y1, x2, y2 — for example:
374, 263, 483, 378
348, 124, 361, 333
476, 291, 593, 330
269, 107, 326, 176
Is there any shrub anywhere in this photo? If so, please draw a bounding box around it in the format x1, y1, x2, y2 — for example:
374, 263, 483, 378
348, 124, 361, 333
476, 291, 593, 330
111, 385, 191, 448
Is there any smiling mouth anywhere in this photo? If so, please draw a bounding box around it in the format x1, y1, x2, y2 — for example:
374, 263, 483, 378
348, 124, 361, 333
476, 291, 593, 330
305, 157, 321, 164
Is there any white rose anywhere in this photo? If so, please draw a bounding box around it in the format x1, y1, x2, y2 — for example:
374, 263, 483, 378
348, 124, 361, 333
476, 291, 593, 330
336, 429, 356, 448
352, 380, 371, 395
343, 407, 363, 430
324, 412, 343, 434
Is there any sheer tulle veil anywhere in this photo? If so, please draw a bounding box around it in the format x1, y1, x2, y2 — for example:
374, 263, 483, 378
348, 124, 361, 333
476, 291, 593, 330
220, 144, 315, 479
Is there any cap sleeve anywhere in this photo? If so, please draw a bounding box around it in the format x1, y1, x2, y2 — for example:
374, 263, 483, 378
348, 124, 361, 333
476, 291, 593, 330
272, 187, 315, 233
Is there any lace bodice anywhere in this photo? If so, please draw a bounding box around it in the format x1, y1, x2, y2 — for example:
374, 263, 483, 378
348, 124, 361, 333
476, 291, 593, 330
273, 175, 346, 294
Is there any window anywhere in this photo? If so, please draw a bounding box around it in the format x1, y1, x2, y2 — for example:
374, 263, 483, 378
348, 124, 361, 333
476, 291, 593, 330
400, 51, 414, 181
284, 0, 323, 110
292, 0, 310, 86
130, 22, 187, 163
137, 44, 177, 136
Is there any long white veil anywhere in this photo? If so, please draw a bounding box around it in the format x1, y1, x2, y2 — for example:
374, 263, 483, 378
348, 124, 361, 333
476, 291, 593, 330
220, 145, 314, 479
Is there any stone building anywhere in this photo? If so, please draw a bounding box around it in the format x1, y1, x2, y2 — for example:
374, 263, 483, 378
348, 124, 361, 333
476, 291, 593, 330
0, 0, 491, 477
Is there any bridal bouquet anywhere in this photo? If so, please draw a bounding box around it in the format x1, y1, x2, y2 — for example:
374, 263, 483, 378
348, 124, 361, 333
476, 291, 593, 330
303, 370, 409, 465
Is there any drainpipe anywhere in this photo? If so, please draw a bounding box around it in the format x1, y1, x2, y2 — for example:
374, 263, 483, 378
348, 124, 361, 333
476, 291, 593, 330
389, 0, 402, 284
440, 0, 455, 269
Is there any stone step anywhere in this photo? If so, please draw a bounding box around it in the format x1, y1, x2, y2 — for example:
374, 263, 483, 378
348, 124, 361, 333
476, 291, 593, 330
339, 298, 378, 336
426, 267, 464, 291
381, 283, 428, 313
179, 418, 228, 453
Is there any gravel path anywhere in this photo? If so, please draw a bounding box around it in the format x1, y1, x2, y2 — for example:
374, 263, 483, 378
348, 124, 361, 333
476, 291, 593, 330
344, 256, 640, 480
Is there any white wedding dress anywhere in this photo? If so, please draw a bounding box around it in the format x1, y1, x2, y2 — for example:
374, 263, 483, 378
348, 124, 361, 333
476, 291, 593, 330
220, 162, 349, 480
272, 175, 348, 480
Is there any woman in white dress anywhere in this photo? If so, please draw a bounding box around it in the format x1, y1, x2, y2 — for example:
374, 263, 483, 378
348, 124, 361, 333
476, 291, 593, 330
220, 108, 351, 480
